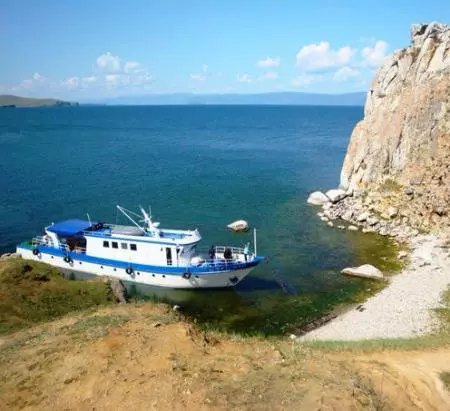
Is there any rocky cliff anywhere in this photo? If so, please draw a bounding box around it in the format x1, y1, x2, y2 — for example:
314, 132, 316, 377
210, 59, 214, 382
340, 22, 450, 232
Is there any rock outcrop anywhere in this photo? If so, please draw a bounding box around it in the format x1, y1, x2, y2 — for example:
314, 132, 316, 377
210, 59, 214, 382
339, 22, 450, 232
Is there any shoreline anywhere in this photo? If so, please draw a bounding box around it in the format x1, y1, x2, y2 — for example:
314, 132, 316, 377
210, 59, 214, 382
300, 233, 450, 341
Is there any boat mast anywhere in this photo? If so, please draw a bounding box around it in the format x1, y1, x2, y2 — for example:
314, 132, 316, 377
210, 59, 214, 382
116, 205, 146, 233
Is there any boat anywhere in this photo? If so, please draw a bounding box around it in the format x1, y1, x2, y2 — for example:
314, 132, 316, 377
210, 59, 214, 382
16, 206, 264, 288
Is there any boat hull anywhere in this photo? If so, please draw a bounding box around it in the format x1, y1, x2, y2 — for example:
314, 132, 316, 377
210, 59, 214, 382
16, 246, 257, 289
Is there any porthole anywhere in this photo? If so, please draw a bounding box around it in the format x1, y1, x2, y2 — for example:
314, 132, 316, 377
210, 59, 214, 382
162, 275, 166, 278
152, 274, 155, 277
51, 256, 54, 259
101, 266, 103, 269
113, 268, 116, 271
137, 272, 140, 275
195, 275, 199, 279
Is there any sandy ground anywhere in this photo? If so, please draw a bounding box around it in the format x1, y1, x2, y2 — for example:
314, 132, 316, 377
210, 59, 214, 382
0, 303, 449, 410
302, 234, 450, 341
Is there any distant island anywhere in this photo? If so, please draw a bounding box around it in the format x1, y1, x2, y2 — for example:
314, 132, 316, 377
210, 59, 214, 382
85, 91, 366, 106
0, 95, 78, 108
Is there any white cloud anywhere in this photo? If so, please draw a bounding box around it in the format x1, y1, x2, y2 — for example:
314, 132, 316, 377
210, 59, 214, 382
236, 73, 252, 83
96, 52, 121, 73
124, 61, 145, 74
296, 42, 354, 72
202, 64, 208, 73
257, 57, 280, 67
32, 72, 44, 81
105, 74, 121, 86
333, 66, 360, 82
258, 71, 278, 81
82, 75, 97, 84
361, 40, 389, 67
190, 73, 206, 81
292, 73, 322, 87
61, 76, 80, 89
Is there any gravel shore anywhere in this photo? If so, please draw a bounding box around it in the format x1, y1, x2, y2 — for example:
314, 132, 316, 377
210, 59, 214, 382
301, 234, 450, 341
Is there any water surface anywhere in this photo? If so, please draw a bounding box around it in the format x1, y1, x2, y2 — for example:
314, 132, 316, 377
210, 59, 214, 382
0, 105, 398, 335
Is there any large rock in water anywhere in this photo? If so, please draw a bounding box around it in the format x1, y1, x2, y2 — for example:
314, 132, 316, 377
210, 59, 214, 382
307, 191, 330, 205
339, 22, 450, 232
341, 264, 384, 280
227, 220, 249, 232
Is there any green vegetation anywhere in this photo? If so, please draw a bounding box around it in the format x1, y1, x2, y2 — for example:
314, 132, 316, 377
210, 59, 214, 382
0, 94, 78, 108
0, 259, 115, 335
440, 371, 450, 391
378, 178, 402, 192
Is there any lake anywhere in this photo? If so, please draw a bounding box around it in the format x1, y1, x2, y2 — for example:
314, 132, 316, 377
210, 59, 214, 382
0, 105, 398, 335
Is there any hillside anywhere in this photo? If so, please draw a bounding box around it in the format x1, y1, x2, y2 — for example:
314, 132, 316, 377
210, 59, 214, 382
86, 91, 366, 106
0, 94, 78, 108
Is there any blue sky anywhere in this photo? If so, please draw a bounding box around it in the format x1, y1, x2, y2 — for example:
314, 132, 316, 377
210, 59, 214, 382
1, 0, 449, 99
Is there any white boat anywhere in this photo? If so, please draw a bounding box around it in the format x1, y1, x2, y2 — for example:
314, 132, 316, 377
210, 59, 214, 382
16, 206, 264, 289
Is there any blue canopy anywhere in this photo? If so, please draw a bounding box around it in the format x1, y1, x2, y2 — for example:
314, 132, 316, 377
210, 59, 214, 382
47, 219, 93, 237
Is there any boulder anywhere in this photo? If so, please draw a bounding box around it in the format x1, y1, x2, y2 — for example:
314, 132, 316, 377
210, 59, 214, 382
387, 206, 399, 218
341, 264, 384, 280
347, 225, 358, 231
307, 191, 330, 205
325, 189, 347, 204
227, 220, 249, 232
356, 211, 370, 222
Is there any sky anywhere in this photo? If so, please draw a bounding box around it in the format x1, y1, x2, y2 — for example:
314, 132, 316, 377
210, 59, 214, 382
1, 0, 449, 100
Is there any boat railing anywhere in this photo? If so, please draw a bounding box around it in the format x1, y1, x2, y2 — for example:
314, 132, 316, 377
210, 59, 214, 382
31, 236, 86, 254
213, 245, 246, 255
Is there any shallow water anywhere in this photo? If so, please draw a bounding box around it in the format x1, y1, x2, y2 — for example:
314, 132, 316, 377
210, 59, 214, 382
0, 105, 399, 335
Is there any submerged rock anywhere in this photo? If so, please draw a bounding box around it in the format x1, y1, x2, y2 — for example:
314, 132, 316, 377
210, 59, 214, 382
307, 191, 330, 205
341, 264, 384, 280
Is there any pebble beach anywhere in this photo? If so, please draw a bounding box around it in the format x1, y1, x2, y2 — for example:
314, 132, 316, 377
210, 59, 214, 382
301, 234, 450, 341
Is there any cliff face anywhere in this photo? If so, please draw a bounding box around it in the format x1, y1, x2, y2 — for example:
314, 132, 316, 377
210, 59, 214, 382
340, 22, 450, 231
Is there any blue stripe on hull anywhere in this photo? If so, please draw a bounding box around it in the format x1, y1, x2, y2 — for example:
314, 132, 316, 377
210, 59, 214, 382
18, 243, 264, 276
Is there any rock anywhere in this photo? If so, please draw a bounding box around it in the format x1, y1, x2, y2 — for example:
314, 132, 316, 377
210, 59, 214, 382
227, 220, 249, 232
317, 212, 324, 217
173, 304, 182, 312
387, 206, 399, 218
347, 225, 358, 231
0, 252, 19, 260
338, 225, 345, 229
356, 212, 370, 222
398, 251, 408, 259
307, 191, 330, 205
325, 188, 347, 204
341, 264, 384, 280
327, 221, 334, 227
341, 210, 354, 221
108, 278, 127, 304
320, 216, 329, 222
366, 217, 379, 226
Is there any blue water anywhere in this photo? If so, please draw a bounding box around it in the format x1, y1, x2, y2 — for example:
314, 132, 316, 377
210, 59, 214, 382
0, 105, 395, 335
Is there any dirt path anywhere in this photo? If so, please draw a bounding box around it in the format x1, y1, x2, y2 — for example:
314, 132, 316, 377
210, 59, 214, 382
0, 303, 449, 410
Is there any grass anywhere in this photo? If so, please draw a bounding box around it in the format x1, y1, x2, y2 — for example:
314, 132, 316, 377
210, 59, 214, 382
378, 178, 402, 192
0, 258, 116, 335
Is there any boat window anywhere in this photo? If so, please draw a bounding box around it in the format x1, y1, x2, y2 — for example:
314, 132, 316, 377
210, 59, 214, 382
166, 247, 172, 266
103, 241, 109, 248
121, 243, 128, 250
130, 244, 137, 251
112, 242, 118, 249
